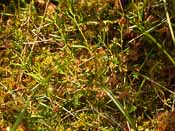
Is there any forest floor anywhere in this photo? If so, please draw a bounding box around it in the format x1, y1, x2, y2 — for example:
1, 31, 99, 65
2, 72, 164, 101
0, 0, 175, 130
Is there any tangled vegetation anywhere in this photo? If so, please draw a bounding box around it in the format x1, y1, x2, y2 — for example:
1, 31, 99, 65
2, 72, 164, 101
0, 0, 175, 130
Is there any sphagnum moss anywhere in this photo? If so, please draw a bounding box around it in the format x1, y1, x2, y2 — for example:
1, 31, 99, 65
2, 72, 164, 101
0, 0, 175, 130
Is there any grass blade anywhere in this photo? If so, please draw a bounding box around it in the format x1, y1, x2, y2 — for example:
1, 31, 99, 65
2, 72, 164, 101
11, 101, 29, 131
144, 32, 175, 66
162, 0, 175, 45
102, 86, 138, 130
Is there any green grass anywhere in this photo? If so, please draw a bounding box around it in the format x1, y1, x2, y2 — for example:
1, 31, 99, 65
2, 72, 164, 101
0, 0, 175, 130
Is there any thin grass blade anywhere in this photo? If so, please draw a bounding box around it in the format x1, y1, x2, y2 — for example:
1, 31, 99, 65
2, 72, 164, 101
102, 86, 138, 130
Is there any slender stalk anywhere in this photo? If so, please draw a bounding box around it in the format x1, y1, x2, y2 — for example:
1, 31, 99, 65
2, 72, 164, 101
144, 32, 175, 66
102, 86, 138, 131
162, 0, 175, 45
